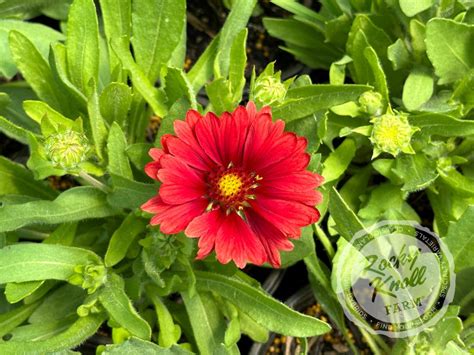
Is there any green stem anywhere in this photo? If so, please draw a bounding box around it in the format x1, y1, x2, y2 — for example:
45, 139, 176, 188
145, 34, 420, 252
77, 172, 109, 192
312, 224, 335, 259
360, 328, 384, 355
17, 228, 49, 241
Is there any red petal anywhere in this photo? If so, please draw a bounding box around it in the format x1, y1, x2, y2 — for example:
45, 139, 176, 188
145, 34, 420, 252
214, 212, 266, 268
149, 148, 164, 161
150, 198, 208, 234
185, 110, 202, 127
158, 155, 204, 185
159, 182, 206, 204
141, 195, 164, 213
250, 197, 320, 237
246, 209, 294, 268
185, 209, 225, 260
260, 171, 324, 205
144, 161, 161, 180
165, 135, 212, 171
195, 112, 223, 165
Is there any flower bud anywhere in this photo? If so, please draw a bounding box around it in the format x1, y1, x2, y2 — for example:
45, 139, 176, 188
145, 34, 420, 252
252, 62, 292, 107
358, 91, 384, 116
254, 76, 287, 106
77, 298, 102, 317
44, 130, 90, 169
370, 113, 418, 158
69, 263, 107, 294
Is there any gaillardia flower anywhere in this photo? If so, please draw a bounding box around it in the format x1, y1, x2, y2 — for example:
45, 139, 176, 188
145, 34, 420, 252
142, 102, 323, 268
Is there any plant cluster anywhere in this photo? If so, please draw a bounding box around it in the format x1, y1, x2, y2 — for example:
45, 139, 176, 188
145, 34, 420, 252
0, 0, 472, 354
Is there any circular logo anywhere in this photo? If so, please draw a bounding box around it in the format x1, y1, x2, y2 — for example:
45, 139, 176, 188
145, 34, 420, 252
334, 220, 455, 338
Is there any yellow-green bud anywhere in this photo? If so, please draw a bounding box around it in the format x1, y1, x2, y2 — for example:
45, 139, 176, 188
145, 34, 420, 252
44, 130, 89, 169
370, 113, 418, 158
358, 91, 384, 116
77, 298, 102, 317
69, 263, 107, 294
254, 76, 287, 106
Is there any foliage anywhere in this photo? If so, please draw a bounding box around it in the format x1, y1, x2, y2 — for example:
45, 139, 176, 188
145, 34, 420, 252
265, 0, 474, 352
0, 0, 472, 353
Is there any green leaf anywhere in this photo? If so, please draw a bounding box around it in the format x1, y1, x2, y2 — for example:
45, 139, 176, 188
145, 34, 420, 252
107, 122, 133, 180
8, 31, 66, 111
304, 253, 348, 336
0, 156, 57, 199
328, 187, 367, 242
4, 317, 73, 344
399, 0, 434, 17
388, 38, 411, 71
126, 143, 153, 170
278, 226, 314, 268
23, 100, 73, 126
0, 114, 36, 144
105, 212, 147, 267
439, 169, 474, 197
28, 284, 85, 324
131, 0, 186, 83
49, 42, 88, 109
363, 46, 389, 102
228, 29, 247, 101
108, 174, 156, 209
0, 313, 105, 353
403, 67, 434, 111
206, 78, 234, 115
147, 288, 181, 348
181, 291, 220, 354
392, 154, 438, 192
0, 83, 39, 133
329, 55, 352, 85
321, 139, 356, 183
111, 36, 168, 117
0, 244, 102, 284
347, 15, 403, 95
98, 0, 131, 79
99, 273, 151, 340
0, 20, 64, 79
0, 187, 119, 232
425, 19, 473, 85
99, 82, 132, 128
87, 83, 108, 161
263, 18, 342, 69
409, 113, 474, 137
5, 281, 45, 304
102, 337, 193, 354
0, 302, 40, 338
216, 0, 256, 77
187, 35, 220, 93
195, 271, 331, 337
273, 84, 371, 122
452, 71, 474, 115
410, 19, 427, 63
164, 67, 197, 109
66, 0, 99, 96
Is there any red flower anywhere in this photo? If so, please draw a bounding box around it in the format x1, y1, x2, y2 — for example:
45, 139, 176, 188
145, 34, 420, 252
142, 102, 323, 268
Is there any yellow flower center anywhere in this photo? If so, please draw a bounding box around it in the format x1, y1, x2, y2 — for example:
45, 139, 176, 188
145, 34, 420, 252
218, 173, 243, 197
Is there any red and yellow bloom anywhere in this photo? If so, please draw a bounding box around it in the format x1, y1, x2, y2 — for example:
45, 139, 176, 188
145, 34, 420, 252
142, 102, 323, 268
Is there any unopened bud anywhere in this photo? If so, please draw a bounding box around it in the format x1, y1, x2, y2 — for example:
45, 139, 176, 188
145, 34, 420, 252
370, 113, 418, 158
44, 130, 89, 169
358, 91, 384, 116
